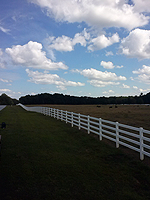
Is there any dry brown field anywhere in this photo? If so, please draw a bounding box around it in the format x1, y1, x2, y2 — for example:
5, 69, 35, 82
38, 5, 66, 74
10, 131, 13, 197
40, 104, 150, 131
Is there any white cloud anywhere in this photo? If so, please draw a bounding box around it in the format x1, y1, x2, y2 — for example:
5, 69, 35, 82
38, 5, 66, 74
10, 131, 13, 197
105, 51, 114, 56
75, 68, 126, 87
0, 49, 3, 56
100, 61, 124, 69
88, 33, 119, 51
133, 65, 150, 75
0, 49, 6, 69
103, 90, 114, 95
48, 35, 74, 52
5, 41, 68, 70
122, 83, 130, 88
133, 86, 138, 90
133, 65, 150, 83
89, 80, 120, 87
100, 61, 115, 69
116, 65, 124, 69
0, 78, 12, 83
0, 89, 11, 93
120, 29, 150, 60
133, 0, 150, 12
47, 29, 88, 52
0, 26, 10, 33
30, 0, 149, 30
26, 69, 85, 90
133, 86, 150, 94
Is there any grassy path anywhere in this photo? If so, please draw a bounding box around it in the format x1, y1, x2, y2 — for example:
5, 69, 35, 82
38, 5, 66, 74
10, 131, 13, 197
0, 106, 150, 200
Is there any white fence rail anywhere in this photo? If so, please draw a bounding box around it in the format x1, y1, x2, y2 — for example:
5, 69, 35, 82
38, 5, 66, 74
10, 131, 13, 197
18, 103, 150, 160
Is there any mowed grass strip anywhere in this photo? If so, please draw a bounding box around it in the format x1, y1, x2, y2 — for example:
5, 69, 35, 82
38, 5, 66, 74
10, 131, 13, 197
0, 106, 150, 200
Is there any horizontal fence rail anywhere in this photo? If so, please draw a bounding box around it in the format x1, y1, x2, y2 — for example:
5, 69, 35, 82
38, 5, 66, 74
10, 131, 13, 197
18, 103, 150, 160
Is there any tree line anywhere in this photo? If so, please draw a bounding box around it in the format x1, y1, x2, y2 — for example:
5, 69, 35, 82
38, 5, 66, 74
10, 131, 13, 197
19, 92, 150, 105
1, 92, 150, 105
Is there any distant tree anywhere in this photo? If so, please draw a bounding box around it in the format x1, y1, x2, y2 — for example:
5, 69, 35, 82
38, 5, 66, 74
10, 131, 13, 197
19, 92, 150, 105
0, 93, 18, 105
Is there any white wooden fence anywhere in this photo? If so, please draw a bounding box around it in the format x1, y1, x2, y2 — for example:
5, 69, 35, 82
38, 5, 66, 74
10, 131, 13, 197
18, 103, 150, 160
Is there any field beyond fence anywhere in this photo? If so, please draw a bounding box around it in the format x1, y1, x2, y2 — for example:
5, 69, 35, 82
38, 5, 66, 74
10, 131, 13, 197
0, 105, 150, 200
20, 104, 150, 160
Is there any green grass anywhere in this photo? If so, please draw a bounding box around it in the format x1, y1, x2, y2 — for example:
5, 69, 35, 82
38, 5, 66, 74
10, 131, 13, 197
0, 106, 150, 200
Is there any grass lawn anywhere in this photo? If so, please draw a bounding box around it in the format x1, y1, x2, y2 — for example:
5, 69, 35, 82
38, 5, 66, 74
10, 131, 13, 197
0, 106, 150, 200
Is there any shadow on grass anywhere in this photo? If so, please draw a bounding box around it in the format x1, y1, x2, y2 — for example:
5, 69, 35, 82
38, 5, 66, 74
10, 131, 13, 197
0, 106, 150, 200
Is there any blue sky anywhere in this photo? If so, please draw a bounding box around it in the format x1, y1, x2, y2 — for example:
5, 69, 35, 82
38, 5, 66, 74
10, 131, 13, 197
1, 0, 150, 99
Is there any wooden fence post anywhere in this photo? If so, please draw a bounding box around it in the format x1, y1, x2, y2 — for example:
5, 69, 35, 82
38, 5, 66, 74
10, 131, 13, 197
116, 122, 119, 148
61, 110, 63, 121
71, 112, 73, 127
66, 111, 68, 123
54, 108, 56, 118
79, 113, 81, 130
57, 109, 59, 119
99, 118, 102, 140
139, 127, 144, 160
88, 115, 90, 134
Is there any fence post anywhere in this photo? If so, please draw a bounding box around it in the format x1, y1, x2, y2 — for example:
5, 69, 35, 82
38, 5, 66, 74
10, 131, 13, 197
139, 127, 144, 160
51, 108, 53, 117
79, 113, 81, 130
66, 111, 68, 123
99, 118, 102, 140
54, 108, 55, 118
61, 110, 63, 121
116, 122, 119, 148
88, 115, 90, 134
57, 109, 59, 119
71, 112, 73, 127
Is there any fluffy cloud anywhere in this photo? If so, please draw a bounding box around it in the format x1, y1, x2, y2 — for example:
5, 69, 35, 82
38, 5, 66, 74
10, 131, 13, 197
100, 61, 124, 69
5, 41, 68, 70
75, 68, 126, 87
26, 69, 85, 90
88, 33, 119, 51
29, 0, 149, 30
133, 0, 150, 12
0, 49, 6, 69
133, 65, 150, 83
122, 83, 130, 88
100, 61, 115, 69
120, 29, 150, 59
48, 30, 118, 53
47, 29, 89, 52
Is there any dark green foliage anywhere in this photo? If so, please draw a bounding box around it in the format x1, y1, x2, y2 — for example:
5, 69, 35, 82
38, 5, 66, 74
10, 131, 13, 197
0, 106, 150, 200
0, 93, 19, 105
19, 92, 150, 105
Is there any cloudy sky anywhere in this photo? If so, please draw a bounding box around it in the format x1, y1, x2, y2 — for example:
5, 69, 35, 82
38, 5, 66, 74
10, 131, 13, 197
1, 0, 150, 99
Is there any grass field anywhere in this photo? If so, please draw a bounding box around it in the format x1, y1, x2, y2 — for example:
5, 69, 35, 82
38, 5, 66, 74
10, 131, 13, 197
42, 104, 150, 130
0, 106, 150, 200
